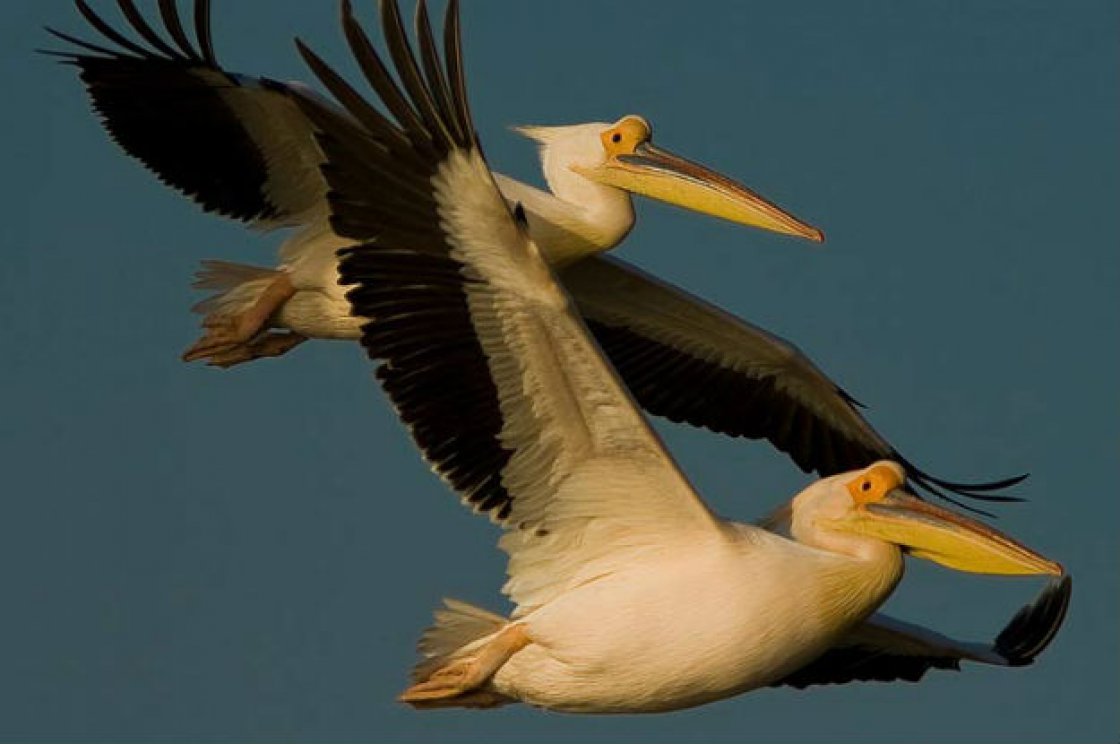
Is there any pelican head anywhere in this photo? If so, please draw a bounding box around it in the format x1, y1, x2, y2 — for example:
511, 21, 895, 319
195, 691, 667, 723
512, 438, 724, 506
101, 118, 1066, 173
514, 115, 824, 243
791, 461, 1063, 576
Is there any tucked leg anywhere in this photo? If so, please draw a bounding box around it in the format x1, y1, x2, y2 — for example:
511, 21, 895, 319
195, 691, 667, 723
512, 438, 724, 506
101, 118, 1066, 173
182, 273, 297, 364
399, 624, 530, 705
202, 332, 308, 368
402, 689, 513, 710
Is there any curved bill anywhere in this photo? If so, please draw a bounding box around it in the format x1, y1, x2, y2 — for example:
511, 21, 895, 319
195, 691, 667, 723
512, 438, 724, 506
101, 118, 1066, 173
834, 490, 1063, 576
576, 142, 824, 243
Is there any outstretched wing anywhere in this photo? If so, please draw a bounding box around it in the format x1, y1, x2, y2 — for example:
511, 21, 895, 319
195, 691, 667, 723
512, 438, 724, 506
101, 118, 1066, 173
45, 0, 327, 226
775, 576, 1071, 688
291, 0, 719, 616
562, 255, 1027, 511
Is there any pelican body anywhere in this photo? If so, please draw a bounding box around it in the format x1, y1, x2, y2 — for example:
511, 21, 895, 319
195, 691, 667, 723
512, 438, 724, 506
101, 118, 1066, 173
491, 517, 902, 713
403, 464, 1062, 714
282, 0, 1068, 714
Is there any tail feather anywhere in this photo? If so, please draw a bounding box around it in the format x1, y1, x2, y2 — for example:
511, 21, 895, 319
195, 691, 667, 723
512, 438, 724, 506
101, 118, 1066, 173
413, 599, 508, 683
190, 260, 282, 317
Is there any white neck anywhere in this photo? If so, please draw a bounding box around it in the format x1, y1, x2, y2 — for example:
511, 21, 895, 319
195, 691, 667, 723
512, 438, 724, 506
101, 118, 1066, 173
784, 521, 905, 627
492, 172, 635, 267
712, 525, 905, 687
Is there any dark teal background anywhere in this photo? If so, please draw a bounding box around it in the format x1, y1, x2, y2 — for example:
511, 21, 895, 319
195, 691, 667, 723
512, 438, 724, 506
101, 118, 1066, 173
2, 1, 1116, 741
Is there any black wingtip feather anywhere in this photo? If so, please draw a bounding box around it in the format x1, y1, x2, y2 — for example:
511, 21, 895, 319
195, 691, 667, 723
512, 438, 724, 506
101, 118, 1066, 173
443, 0, 475, 144
73, 0, 154, 59
157, 0, 199, 62
995, 575, 1072, 666
414, 0, 465, 144
930, 471, 1031, 494
380, 0, 458, 148
42, 25, 119, 57
115, 0, 184, 61
48, 0, 291, 223
895, 452, 1030, 507
194, 0, 217, 65
837, 386, 867, 409
910, 479, 998, 518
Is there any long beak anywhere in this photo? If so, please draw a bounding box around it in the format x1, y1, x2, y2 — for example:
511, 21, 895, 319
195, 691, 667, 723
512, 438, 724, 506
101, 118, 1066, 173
575, 142, 824, 243
836, 490, 1063, 576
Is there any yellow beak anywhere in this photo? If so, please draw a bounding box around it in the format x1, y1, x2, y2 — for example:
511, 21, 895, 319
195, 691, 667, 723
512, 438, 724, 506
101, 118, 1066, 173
574, 142, 824, 243
835, 490, 1063, 576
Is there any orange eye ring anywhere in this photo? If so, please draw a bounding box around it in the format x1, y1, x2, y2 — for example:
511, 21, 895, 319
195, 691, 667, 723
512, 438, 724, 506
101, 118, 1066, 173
600, 115, 652, 156
846, 463, 904, 505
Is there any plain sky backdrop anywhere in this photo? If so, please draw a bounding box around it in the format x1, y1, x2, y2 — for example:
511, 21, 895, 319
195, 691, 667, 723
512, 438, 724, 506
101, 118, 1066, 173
1, 1, 1116, 741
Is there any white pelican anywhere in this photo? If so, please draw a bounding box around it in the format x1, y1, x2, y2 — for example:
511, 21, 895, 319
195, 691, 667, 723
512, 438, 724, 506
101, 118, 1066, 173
48, 0, 1026, 508
284, 0, 1069, 713
47, 0, 818, 371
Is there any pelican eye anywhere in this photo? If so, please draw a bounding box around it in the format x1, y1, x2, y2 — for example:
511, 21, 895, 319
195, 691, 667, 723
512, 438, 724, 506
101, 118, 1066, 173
846, 463, 904, 505
611, 133, 622, 143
